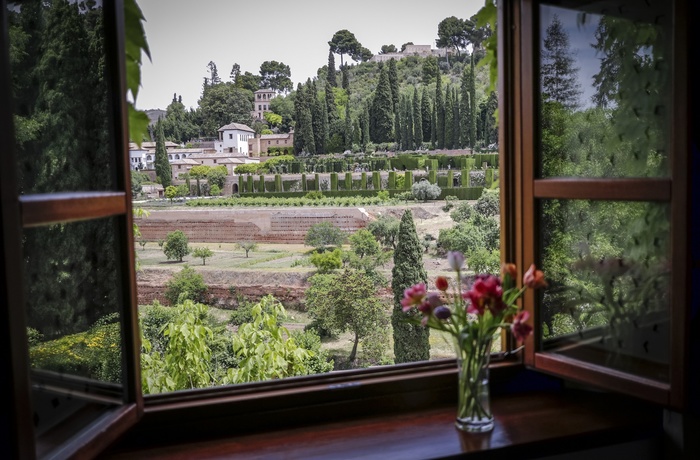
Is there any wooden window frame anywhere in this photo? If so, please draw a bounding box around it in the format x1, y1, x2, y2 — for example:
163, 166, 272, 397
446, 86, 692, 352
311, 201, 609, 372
509, 0, 690, 409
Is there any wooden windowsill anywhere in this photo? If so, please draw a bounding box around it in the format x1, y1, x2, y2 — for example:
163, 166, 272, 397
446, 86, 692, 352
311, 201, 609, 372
100, 389, 663, 459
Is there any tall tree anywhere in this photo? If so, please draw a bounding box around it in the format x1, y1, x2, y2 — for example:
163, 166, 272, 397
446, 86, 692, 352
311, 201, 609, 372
435, 75, 445, 148
259, 60, 293, 94
369, 65, 394, 143
310, 80, 326, 154
360, 103, 370, 150
421, 86, 432, 142
344, 100, 353, 151
154, 118, 171, 187
294, 82, 316, 154
541, 14, 581, 110
328, 29, 361, 67
391, 210, 430, 363
327, 50, 338, 87
460, 61, 472, 147
197, 83, 253, 137
412, 86, 423, 149
468, 54, 477, 148
387, 58, 399, 111
207, 61, 221, 85
229, 63, 240, 83
444, 83, 454, 149
452, 87, 461, 150
341, 65, 350, 90
436, 16, 468, 67
324, 79, 338, 123
421, 55, 439, 85
235, 71, 262, 93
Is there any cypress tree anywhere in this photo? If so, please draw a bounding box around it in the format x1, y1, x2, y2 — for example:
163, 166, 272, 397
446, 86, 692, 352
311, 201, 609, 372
341, 65, 350, 90
361, 103, 370, 150
154, 118, 172, 187
402, 95, 413, 151
388, 58, 400, 111
412, 86, 423, 149
370, 65, 394, 143
452, 87, 460, 150
469, 54, 477, 149
344, 101, 353, 150
421, 86, 432, 143
435, 75, 445, 149
444, 83, 454, 149
310, 80, 326, 154
325, 79, 338, 124
460, 62, 472, 148
293, 83, 305, 153
327, 50, 337, 87
394, 102, 402, 148
391, 210, 430, 363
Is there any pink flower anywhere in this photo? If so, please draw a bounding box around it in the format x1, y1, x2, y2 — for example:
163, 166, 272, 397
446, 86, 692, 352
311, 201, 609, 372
523, 264, 547, 289
447, 251, 465, 271
435, 276, 449, 291
511, 311, 533, 342
401, 283, 427, 312
465, 275, 504, 316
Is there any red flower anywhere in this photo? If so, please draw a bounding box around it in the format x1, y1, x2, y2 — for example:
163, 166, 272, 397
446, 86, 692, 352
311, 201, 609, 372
435, 276, 449, 291
465, 275, 503, 316
511, 311, 533, 342
523, 264, 547, 289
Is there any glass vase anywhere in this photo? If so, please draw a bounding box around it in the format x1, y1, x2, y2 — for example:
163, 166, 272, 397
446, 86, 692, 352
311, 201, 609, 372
455, 337, 494, 433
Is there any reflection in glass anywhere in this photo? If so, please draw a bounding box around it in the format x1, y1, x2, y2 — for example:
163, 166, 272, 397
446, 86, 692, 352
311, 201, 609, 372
539, 199, 670, 382
8, 0, 115, 193
24, 217, 124, 382
23, 217, 125, 451
539, 1, 672, 178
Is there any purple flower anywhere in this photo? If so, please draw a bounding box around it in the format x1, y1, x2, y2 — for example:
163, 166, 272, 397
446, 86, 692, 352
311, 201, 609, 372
434, 306, 452, 320
447, 251, 465, 272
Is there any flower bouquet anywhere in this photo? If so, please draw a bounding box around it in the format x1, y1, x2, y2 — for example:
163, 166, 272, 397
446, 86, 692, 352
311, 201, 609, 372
401, 251, 546, 433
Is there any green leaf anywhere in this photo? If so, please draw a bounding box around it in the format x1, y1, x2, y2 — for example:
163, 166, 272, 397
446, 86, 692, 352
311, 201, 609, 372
128, 103, 150, 145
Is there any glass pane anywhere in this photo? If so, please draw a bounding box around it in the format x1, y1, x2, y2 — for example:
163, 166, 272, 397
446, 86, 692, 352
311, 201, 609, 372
8, 0, 116, 193
539, 0, 672, 178
23, 217, 125, 449
539, 199, 670, 382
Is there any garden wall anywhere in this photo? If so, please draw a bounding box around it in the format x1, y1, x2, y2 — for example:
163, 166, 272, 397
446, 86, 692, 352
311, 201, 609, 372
135, 208, 372, 244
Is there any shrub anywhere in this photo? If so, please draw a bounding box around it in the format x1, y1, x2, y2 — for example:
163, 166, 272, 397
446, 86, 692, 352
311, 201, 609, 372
466, 247, 501, 275
304, 191, 324, 200
164, 265, 208, 304
163, 230, 190, 262
412, 180, 442, 202
473, 188, 500, 217
305, 222, 345, 250
450, 201, 474, 222
309, 249, 343, 273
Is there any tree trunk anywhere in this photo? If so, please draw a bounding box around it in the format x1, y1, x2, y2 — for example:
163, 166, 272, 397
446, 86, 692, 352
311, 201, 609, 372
348, 332, 359, 363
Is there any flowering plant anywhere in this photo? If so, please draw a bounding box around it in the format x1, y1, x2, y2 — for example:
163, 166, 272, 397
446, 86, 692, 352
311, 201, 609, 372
401, 251, 547, 432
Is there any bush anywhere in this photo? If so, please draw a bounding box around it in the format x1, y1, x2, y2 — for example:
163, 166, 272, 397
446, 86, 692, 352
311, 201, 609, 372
305, 222, 345, 249
164, 265, 208, 304
450, 201, 473, 222
309, 249, 343, 273
473, 189, 500, 217
304, 191, 324, 200
163, 230, 190, 262
466, 247, 501, 275
412, 180, 442, 202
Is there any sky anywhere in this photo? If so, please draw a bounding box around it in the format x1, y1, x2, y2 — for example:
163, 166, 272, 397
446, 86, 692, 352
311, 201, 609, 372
136, 0, 484, 111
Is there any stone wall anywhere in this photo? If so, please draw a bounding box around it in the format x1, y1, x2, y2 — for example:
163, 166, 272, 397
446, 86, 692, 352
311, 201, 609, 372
135, 207, 371, 244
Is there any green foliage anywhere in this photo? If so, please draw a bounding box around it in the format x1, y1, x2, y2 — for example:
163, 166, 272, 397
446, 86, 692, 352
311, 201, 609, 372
391, 211, 430, 363
164, 265, 208, 305
192, 247, 214, 265
411, 180, 441, 202
305, 270, 389, 363
348, 229, 380, 259
304, 221, 345, 249
165, 185, 178, 202
235, 241, 258, 258
473, 188, 500, 217
207, 165, 228, 189
466, 247, 500, 275
163, 229, 190, 262
154, 119, 172, 188
309, 248, 343, 273
367, 215, 400, 249
304, 191, 324, 200
438, 213, 500, 259
124, 0, 151, 145
198, 83, 254, 137
222, 296, 317, 384
291, 329, 335, 374
141, 300, 213, 394
450, 201, 474, 222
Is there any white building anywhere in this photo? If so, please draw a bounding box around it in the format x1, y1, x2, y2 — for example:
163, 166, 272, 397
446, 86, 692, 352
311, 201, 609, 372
214, 122, 255, 155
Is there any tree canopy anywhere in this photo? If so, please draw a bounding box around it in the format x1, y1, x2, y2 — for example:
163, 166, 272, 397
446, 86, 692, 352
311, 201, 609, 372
259, 60, 293, 94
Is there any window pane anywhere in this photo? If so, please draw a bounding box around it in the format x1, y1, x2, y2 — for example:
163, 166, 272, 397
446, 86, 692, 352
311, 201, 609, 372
538, 1, 672, 178
23, 217, 125, 445
8, 0, 116, 193
539, 199, 670, 382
